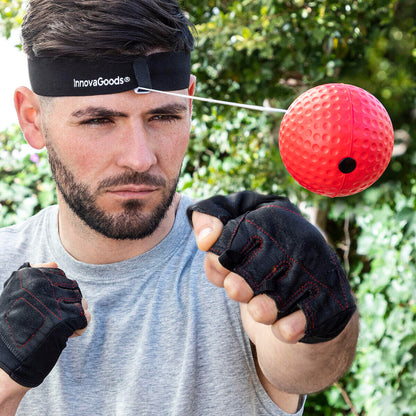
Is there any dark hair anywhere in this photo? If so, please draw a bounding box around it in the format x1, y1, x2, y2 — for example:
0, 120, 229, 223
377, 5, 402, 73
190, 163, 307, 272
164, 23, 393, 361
21, 0, 195, 60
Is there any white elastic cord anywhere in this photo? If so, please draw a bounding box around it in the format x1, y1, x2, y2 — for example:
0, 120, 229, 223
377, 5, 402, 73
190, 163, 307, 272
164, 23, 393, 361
134, 87, 287, 114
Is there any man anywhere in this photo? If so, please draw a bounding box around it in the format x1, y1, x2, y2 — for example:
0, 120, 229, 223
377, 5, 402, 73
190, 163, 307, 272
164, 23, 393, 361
0, 1, 359, 415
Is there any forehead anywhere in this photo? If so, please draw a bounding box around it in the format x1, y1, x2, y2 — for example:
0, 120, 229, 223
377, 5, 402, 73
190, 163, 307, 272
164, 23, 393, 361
42, 89, 190, 118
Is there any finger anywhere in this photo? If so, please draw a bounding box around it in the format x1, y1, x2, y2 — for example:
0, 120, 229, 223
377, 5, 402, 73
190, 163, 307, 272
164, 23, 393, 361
30, 262, 58, 268
223, 273, 253, 303
191, 211, 224, 251
70, 299, 91, 338
204, 252, 229, 287
81, 298, 89, 312
205, 254, 254, 303
271, 310, 307, 344
247, 294, 277, 325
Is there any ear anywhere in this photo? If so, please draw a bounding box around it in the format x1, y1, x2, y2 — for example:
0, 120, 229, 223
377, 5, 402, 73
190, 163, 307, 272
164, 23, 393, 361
14, 87, 46, 150
188, 74, 196, 96
188, 75, 196, 115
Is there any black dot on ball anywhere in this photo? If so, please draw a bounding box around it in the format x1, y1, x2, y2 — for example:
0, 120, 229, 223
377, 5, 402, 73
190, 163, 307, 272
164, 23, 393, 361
338, 157, 357, 174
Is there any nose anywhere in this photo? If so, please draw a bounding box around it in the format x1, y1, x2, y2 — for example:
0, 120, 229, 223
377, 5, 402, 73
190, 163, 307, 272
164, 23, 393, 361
116, 122, 157, 172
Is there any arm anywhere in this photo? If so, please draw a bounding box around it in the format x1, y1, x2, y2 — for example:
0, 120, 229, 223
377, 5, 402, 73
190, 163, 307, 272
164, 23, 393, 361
0, 370, 30, 416
241, 305, 359, 394
190, 194, 359, 397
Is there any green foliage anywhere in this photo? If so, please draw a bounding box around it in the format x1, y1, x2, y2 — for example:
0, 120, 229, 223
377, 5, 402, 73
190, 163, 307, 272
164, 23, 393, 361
182, 0, 416, 203
349, 187, 416, 415
307, 185, 416, 415
0, 0, 24, 38
0, 125, 56, 227
183, 1, 416, 414
1, 0, 416, 414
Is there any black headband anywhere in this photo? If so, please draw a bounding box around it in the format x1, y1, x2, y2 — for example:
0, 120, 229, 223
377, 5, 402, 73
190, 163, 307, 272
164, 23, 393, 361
28, 51, 191, 97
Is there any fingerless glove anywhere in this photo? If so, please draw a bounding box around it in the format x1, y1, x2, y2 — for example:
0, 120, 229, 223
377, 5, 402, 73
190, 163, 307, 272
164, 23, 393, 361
187, 191, 356, 343
0, 263, 87, 387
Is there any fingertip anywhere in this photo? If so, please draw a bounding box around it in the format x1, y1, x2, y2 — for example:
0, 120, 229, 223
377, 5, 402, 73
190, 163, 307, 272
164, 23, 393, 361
247, 294, 277, 325
84, 310, 92, 326
81, 299, 91, 324
223, 273, 253, 303
81, 298, 89, 311
272, 310, 306, 344
71, 307, 91, 338
191, 212, 223, 251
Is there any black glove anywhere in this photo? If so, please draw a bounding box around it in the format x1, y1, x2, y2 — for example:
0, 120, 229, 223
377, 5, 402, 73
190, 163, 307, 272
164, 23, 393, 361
0, 263, 87, 387
187, 191, 356, 344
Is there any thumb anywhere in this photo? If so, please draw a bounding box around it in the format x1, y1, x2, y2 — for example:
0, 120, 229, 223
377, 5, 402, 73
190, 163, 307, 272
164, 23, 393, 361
30, 262, 58, 268
191, 211, 223, 251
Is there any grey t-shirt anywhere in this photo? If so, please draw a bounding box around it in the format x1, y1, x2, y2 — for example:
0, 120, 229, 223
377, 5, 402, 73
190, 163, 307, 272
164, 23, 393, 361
0, 196, 305, 415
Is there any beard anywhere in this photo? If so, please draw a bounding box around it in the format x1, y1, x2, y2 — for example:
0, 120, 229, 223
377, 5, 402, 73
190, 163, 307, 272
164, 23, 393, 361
46, 144, 178, 240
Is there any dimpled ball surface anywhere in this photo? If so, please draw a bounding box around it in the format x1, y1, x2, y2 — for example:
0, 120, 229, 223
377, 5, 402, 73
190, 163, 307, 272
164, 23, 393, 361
278, 83, 394, 197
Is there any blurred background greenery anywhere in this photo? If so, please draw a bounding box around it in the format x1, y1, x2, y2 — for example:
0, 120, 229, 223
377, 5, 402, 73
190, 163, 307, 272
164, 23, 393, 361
1, 0, 416, 414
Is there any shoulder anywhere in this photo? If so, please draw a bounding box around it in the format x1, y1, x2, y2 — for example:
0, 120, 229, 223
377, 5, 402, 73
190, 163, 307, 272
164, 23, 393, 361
0, 205, 58, 280
0, 205, 57, 239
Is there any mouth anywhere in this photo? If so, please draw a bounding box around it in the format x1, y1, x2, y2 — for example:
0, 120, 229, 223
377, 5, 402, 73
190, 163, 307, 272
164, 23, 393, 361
106, 185, 159, 199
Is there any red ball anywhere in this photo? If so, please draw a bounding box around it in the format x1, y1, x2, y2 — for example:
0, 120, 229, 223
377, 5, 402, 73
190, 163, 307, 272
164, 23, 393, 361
278, 83, 394, 197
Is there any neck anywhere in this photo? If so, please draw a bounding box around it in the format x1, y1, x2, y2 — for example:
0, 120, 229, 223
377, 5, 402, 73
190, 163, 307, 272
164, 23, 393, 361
57, 193, 181, 264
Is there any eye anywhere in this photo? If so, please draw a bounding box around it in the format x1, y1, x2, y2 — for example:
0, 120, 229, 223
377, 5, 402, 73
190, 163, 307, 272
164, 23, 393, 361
149, 114, 182, 124
80, 117, 114, 126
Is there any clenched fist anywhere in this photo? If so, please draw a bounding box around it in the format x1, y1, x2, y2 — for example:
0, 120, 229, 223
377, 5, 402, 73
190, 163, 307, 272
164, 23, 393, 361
0, 263, 89, 388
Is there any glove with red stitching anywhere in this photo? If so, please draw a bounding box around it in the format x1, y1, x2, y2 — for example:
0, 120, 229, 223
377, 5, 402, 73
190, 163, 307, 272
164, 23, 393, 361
187, 191, 356, 344
0, 263, 87, 387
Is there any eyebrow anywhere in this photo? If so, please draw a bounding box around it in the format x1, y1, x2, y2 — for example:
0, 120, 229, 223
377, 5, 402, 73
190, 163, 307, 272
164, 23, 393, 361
71, 103, 188, 119
144, 103, 189, 116
71, 107, 128, 119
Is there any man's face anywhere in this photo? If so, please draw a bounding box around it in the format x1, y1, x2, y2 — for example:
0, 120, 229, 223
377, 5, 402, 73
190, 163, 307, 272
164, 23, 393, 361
40, 88, 193, 239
